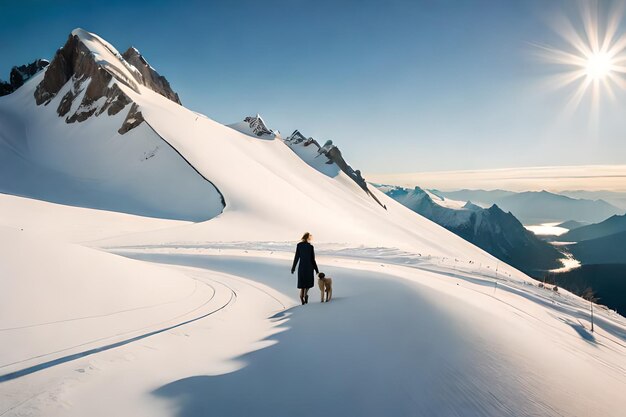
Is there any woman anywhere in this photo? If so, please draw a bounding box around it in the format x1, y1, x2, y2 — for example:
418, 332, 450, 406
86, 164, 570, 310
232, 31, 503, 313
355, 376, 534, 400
291, 232, 319, 305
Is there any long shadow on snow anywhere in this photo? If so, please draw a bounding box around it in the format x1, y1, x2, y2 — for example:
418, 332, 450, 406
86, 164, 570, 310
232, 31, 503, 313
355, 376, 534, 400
137, 253, 559, 417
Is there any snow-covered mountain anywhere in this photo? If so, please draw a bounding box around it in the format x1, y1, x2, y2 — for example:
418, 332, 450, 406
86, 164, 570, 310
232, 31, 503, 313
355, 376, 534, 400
228, 114, 276, 138
438, 189, 622, 224
1, 28, 493, 256
0, 29, 223, 221
285, 129, 386, 208
381, 185, 563, 276
1, 29, 625, 417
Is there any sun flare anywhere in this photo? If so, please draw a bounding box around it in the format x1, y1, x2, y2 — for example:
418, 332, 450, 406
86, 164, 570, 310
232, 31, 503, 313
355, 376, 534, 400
535, 2, 626, 112
585, 51, 613, 80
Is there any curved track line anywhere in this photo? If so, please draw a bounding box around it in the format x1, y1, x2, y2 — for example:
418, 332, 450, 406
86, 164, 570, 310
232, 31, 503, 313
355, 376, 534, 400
0, 280, 201, 332
0, 279, 235, 382
186, 269, 287, 311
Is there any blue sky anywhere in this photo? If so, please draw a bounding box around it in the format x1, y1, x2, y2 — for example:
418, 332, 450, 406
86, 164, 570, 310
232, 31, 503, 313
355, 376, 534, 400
1, 0, 625, 173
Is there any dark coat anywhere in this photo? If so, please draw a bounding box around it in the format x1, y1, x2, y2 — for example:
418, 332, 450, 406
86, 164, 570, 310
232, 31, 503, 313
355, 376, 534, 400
291, 241, 319, 289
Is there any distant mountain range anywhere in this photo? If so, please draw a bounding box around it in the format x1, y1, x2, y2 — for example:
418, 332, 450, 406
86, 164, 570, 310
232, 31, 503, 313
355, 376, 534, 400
555, 213, 626, 266
558, 190, 626, 210
434, 189, 515, 203
556, 220, 588, 230
558, 213, 626, 242
568, 231, 626, 265
546, 213, 626, 314
436, 189, 623, 224
379, 186, 563, 277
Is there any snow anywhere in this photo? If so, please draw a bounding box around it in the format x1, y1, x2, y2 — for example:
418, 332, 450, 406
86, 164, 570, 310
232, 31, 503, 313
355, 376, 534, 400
71, 28, 142, 92
0, 194, 186, 243
285, 136, 341, 178
0, 72, 224, 221
3, 227, 624, 416
1, 28, 625, 417
227, 115, 275, 139
425, 189, 467, 209
0, 226, 211, 368
382, 185, 476, 228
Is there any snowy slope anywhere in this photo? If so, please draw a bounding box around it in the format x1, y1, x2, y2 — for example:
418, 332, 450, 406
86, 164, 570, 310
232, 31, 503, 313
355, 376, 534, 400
95, 83, 515, 273
0, 33, 223, 221
0, 226, 216, 370
1, 199, 624, 416
0, 29, 625, 417
1, 28, 516, 271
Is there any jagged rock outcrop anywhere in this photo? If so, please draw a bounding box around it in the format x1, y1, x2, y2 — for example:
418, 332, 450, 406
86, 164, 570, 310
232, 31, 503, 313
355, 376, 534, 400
32, 28, 182, 135
121, 47, 181, 104
0, 59, 49, 96
34, 31, 139, 128
286, 129, 308, 144
0, 81, 11, 96
118, 103, 145, 134
286, 130, 386, 209
244, 115, 274, 137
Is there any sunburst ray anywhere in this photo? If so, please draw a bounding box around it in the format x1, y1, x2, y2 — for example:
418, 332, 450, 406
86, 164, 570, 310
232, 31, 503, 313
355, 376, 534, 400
538, 0, 626, 114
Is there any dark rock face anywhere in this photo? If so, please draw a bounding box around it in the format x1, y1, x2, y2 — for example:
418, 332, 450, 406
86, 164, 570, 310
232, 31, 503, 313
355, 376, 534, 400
0, 59, 49, 96
122, 47, 181, 104
10, 59, 49, 89
118, 103, 145, 134
316, 139, 385, 208
286, 130, 386, 209
0, 81, 12, 96
32, 30, 183, 135
34, 34, 80, 105
244, 115, 274, 137
34, 33, 136, 128
286, 129, 308, 144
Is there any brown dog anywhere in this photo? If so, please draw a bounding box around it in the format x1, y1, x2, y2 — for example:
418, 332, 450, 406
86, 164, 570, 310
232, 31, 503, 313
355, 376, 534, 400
318, 272, 332, 302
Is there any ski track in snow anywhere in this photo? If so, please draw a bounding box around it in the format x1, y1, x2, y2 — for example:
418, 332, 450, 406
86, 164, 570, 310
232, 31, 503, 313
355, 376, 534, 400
0, 260, 290, 416
3, 246, 624, 416
81, 252, 626, 416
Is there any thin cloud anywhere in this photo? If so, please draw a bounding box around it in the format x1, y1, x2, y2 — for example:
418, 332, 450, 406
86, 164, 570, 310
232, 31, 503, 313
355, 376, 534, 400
368, 165, 626, 192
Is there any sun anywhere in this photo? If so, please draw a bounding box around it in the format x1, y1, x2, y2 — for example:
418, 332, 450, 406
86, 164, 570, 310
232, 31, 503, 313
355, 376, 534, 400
534, 2, 626, 112
585, 51, 613, 80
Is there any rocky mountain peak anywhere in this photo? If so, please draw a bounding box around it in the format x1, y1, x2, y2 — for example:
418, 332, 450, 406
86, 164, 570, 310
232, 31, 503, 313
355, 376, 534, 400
33, 30, 139, 130
286, 130, 308, 144
0, 59, 49, 96
121, 47, 181, 104
30, 29, 183, 134
463, 201, 482, 211
244, 114, 274, 137
285, 129, 386, 209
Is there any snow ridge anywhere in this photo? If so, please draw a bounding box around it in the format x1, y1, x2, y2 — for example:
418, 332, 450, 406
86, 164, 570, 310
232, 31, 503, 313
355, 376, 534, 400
285, 130, 386, 209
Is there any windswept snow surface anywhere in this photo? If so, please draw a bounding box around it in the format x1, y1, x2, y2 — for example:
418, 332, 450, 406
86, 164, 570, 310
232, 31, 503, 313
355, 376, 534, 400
1, 194, 625, 417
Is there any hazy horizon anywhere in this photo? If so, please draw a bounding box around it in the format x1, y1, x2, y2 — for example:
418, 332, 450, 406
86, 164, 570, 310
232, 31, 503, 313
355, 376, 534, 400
367, 164, 626, 192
